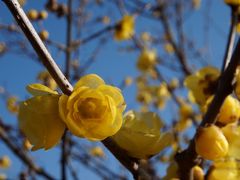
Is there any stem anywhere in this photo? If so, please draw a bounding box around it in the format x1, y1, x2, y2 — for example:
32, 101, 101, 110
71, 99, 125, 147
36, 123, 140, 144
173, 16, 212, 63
2, 0, 73, 95
221, 7, 238, 72
61, 0, 73, 179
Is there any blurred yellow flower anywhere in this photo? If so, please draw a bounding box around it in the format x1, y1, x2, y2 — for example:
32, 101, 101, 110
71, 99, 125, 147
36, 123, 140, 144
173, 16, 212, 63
89, 146, 105, 158
164, 43, 174, 54
207, 158, 240, 180
114, 15, 135, 41
137, 49, 157, 72
37, 71, 58, 90
23, 139, 32, 151
224, 0, 240, 6
6, 96, 19, 114
222, 123, 240, 159
18, 84, 65, 150
0, 156, 11, 169
112, 111, 173, 159
0, 174, 6, 180
184, 66, 219, 106
59, 74, 126, 141
192, 0, 201, 9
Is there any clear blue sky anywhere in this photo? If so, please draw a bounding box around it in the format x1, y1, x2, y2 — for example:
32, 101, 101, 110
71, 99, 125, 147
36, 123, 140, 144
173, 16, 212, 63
0, 0, 232, 179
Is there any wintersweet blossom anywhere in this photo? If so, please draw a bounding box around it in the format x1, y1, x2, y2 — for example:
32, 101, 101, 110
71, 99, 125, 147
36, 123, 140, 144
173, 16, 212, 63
184, 66, 219, 106
112, 111, 173, 159
18, 84, 66, 150
59, 74, 126, 141
114, 15, 135, 41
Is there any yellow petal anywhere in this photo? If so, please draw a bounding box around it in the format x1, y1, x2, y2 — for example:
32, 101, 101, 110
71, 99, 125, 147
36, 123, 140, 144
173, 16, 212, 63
27, 84, 58, 96
74, 74, 105, 89
18, 95, 65, 150
98, 85, 125, 107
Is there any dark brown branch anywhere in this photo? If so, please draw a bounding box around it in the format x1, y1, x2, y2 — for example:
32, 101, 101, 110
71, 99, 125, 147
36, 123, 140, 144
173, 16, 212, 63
175, 38, 240, 179
159, 6, 192, 75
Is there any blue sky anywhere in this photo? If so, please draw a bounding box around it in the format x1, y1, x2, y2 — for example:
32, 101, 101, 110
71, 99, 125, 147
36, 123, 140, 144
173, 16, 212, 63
0, 0, 233, 179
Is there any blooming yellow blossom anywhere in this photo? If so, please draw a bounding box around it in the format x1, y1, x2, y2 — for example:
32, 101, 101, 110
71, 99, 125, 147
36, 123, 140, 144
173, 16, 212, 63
112, 111, 174, 159
224, 0, 240, 6
195, 125, 229, 160
114, 15, 135, 41
207, 159, 240, 180
59, 74, 126, 141
18, 84, 65, 150
89, 146, 105, 158
184, 66, 219, 106
137, 49, 157, 72
0, 156, 11, 169
217, 96, 240, 125
222, 123, 240, 159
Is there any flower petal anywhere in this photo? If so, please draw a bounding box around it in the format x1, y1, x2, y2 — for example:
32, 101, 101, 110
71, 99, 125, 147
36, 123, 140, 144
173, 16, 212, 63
18, 95, 65, 150
74, 74, 105, 89
27, 84, 58, 96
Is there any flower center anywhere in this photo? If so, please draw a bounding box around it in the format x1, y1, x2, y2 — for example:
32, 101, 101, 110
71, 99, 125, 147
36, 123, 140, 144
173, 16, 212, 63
78, 98, 105, 119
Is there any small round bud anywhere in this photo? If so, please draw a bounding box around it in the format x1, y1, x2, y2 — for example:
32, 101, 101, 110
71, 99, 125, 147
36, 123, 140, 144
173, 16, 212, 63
27, 9, 38, 21
39, 30, 49, 41
193, 166, 204, 180
195, 125, 229, 160
39, 10, 48, 20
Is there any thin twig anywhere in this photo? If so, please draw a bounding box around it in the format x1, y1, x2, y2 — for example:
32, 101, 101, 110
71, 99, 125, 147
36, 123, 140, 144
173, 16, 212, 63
60, 0, 73, 179
0, 126, 54, 180
2, 0, 73, 95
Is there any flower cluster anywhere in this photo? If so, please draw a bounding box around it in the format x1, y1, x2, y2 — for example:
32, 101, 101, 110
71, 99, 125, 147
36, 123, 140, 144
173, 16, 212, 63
19, 74, 126, 150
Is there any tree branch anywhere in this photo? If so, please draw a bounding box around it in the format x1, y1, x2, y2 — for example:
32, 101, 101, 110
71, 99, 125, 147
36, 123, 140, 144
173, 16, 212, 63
0, 125, 54, 180
2, 0, 73, 95
175, 38, 240, 179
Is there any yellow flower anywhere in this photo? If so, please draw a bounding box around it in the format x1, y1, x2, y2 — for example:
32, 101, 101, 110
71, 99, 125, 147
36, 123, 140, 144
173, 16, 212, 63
224, 0, 240, 6
114, 15, 135, 41
222, 123, 240, 159
217, 96, 240, 125
89, 146, 105, 158
112, 111, 174, 159
59, 74, 126, 141
0, 156, 11, 169
18, 84, 65, 150
195, 125, 229, 160
137, 49, 157, 72
207, 158, 240, 180
6, 96, 19, 114
193, 166, 204, 180
184, 66, 219, 106
164, 43, 174, 54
